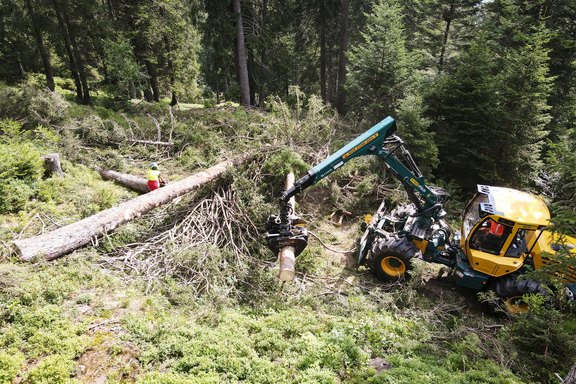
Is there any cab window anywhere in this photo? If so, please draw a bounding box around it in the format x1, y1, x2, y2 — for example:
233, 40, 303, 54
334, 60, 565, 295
505, 229, 532, 258
470, 218, 512, 255
462, 194, 489, 239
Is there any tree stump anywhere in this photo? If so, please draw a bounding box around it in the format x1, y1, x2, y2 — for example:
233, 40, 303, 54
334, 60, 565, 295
42, 153, 64, 177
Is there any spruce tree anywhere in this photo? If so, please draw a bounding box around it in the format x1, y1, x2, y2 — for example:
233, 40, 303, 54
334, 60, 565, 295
494, 26, 553, 187
426, 39, 500, 189
347, 0, 413, 121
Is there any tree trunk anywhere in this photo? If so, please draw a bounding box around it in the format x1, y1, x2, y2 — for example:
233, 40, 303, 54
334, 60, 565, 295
233, 0, 251, 106
14, 156, 249, 261
129, 80, 137, 99
145, 60, 160, 102
564, 363, 576, 384
17, 56, 26, 78
51, 0, 82, 101
279, 172, 296, 282
336, 0, 349, 115
107, 0, 116, 19
438, 3, 454, 73
319, 0, 328, 103
163, 34, 178, 106
42, 153, 64, 178
126, 139, 174, 146
24, 0, 55, 92
248, 45, 257, 106
99, 169, 149, 193
62, 5, 91, 104
259, 0, 268, 108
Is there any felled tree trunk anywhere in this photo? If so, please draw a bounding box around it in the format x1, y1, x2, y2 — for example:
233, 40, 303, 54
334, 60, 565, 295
42, 153, 64, 177
98, 169, 149, 193
13, 156, 248, 261
279, 172, 296, 282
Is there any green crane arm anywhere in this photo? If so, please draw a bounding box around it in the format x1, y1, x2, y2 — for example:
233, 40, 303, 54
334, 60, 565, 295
281, 116, 439, 220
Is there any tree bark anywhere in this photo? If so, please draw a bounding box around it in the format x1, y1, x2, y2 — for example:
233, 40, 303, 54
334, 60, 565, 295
563, 363, 576, 384
24, 0, 55, 92
13, 156, 249, 261
336, 0, 349, 115
98, 169, 149, 193
233, 0, 251, 106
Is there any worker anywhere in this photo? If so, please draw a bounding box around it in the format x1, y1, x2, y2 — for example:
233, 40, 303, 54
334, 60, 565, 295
473, 219, 505, 253
147, 162, 165, 191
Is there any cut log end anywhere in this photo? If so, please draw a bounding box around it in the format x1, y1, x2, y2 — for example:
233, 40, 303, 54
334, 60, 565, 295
279, 246, 296, 282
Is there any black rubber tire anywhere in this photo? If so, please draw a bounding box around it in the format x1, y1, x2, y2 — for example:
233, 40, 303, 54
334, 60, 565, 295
490, 278, 549, 316
370, 236, 419, 282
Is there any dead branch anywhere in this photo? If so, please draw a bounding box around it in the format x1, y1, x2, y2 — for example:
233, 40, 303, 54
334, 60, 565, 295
126, 139, 174, 146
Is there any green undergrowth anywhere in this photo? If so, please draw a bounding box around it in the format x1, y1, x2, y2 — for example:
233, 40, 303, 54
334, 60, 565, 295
0, 84, 574, 383
0, 254, 528, 384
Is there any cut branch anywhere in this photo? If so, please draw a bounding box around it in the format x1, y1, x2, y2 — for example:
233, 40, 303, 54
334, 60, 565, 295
13, 156, 249, 261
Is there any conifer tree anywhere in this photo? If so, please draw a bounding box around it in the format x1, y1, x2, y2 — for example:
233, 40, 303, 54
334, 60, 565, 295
426, 39, 500, 188
347, 0, 413, 120
396, 93, 438, 178
494, 26, 553, 187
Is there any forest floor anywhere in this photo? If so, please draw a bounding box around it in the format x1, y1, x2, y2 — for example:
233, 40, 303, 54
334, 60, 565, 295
1, 86, 573, 383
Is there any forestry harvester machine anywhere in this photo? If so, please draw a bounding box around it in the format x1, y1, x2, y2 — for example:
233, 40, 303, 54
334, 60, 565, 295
265, 116, 576, 314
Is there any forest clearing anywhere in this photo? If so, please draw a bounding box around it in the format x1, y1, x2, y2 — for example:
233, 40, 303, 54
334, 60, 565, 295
1, 0, 576, 383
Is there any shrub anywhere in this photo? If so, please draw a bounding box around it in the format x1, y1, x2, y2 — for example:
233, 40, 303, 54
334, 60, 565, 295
0, 119, 23, 140
0, 142, 43, 181
0, 85, 69, 127
0, 350, 25, 384
23, 354, 79, 384
502, 298, 576, 383
0, 179, 35, 213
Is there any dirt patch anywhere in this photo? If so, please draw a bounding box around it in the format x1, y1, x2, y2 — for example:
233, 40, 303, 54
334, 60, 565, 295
77, 332, 140, 384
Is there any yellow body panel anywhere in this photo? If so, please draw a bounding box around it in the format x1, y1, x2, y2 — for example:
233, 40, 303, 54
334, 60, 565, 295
531, 231, 576, 283
412, 238, 428, 254
467, 249, 525, 277
486, 186, 550, 227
